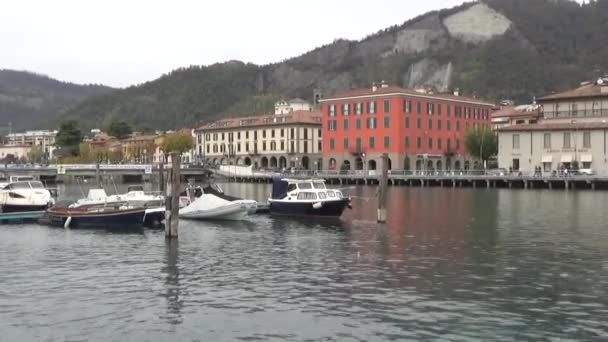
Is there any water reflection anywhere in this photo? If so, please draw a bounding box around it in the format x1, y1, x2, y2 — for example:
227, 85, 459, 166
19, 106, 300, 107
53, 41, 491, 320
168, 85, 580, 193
161, 239, 182, 326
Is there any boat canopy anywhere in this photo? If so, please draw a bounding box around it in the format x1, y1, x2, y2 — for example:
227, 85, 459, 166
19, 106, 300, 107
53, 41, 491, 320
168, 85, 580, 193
271, 177, 289, 199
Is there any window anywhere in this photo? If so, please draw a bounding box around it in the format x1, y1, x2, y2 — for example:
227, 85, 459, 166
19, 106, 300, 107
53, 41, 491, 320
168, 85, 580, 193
290, 128, 294, 139
404, 100, 412, 113
456, 121, 460, 131
416, 137, 422, 148
437, 120, 442, 130
383, 99, 390, 113
513, 134, 520, 149
237, 143, 241, 152
221, 133, 225, 140
416, 118, 422, 129
384, 117, 390, 128
437, 104, 442, 116
447, 139, 451, 151
343, 137, 349, 149
427, 102, 434, 115
428, 119, 432, 130
543, 133, 551, 149
428, 137, 433, 149
369, 137, 375, 148
563, 132, 571, 148
466, 122, 470, 131
405, 117, 410, 128
246, 131, 249, 139
206, 145, 210, 153
405, 136, 410, 148
280, 141, 285, 150
355, 102, 363, 115
384, 136, 390, 148
318, 129, 322, 137
367, 101, 376, 114
342, 103, 350, 115
438, 138, 442, 149
271, 130, 275, 138
447, 105, 451, 117
280, 129, 284, 138
583, 131, 591, 148
263, 142, 267, 151
356, 119, 362, 129
367, 117, 377, 129
330, 138, 335, 150
456, 139, 460, 149
318, 192, 327, 199
329, 104, 336, 116
447, 120, 451, 131
416, 101, 421, 114
328, 120, 337, 131
262, 130, 266, 138
465, 107, 471, 119
356, 137, 362, 151
297, 192, 318, 200
343, 119, 349, 130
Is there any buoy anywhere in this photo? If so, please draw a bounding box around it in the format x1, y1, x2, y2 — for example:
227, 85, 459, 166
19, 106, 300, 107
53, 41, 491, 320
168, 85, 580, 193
313, 202, 323, 209
64, 216, 72, 229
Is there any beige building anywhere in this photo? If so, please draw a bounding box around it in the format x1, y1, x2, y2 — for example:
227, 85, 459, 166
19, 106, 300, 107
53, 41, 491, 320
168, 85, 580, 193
498, 77, 608, 175
195, 110, 323, 170
0, 144, 32, 162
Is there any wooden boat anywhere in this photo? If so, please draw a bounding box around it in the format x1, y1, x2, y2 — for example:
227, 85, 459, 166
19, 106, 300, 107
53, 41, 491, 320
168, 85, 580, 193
41, 206, 146, 229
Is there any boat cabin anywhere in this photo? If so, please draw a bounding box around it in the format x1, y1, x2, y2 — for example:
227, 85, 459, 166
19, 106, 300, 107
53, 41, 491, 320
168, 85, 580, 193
1, 181, 46, 191
271, 178, 344, 202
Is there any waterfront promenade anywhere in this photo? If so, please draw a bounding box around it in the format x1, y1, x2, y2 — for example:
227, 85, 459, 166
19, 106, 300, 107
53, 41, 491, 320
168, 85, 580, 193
212, 168, 608, 190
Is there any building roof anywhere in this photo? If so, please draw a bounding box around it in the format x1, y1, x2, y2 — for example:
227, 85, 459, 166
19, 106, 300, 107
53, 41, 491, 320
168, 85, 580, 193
195, 110, 322, 131
498, 121, 608, 132
122, 134, 158, 142
319, 85, 494, 106
492, 104, 541, 119
538, 79, 608, 101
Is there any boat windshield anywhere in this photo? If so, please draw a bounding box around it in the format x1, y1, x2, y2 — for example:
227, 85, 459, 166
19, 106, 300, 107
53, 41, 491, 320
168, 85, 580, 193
313, 182, 326, 189
297, 183, 313, 190
5, 182, 31, 190
29, 181, 45, 189
297, 192, 318, 200
287, 184, 297, 192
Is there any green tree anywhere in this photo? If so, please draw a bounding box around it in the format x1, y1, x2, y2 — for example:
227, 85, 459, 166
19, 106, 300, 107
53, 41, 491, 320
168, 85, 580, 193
107, 120, 133, 139
55, 120, 82, 156
160, 132, 194, 155
27, 145, 46, 163
465, 127, 498, 167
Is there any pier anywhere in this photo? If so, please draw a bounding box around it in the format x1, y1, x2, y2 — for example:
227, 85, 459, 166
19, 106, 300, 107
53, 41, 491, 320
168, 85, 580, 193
211, 168, 608, 191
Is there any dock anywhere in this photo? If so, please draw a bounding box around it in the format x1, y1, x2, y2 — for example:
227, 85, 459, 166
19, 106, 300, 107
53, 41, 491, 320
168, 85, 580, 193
211, 169, 608, 190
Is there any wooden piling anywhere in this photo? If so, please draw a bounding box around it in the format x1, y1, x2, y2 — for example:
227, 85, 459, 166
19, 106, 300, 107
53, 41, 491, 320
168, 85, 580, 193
377, 153, 388, 223
165, 152, 180, 239
158, 161, 165, 192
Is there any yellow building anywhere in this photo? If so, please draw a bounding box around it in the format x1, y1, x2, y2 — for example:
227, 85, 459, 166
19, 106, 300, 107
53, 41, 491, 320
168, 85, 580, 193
122, 135, 158, 163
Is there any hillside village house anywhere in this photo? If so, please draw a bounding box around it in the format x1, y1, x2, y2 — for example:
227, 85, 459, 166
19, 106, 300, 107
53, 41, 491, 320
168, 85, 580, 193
195, 108, 323, 170
319, 83, 495, 172
497, 76, 608, 174
274, 98, 312, 114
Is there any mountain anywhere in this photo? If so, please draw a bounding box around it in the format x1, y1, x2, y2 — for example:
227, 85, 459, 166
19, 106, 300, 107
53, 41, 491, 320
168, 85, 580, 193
62, 0, 608, 130
0, 69, 113, 131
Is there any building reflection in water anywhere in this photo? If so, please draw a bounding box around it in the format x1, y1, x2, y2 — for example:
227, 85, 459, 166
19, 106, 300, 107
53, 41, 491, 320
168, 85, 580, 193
161, 239, 183, 326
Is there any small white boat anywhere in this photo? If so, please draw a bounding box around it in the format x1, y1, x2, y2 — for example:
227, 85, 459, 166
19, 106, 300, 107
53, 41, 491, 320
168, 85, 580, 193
69, 185, 164, 209
178, 185, 255, 220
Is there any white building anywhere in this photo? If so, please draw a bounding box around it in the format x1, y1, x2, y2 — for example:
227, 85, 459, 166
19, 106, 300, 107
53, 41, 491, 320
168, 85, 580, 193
498, 77, 608, 174
274, 98, 312, 115
5, 130, 57, 159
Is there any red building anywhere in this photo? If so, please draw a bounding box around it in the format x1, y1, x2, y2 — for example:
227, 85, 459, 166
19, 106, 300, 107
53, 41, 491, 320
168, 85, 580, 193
319, 84, 494, 171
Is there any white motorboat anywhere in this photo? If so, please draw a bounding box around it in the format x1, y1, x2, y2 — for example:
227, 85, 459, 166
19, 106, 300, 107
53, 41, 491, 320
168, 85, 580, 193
268, 178, 352, 217
178, 185, 256, 220
0, 179, 54, 213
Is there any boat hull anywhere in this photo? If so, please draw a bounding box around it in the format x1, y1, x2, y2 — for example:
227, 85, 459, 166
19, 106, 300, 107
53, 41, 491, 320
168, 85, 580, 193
179, 202, 249, 220
269, 198, 351, 217
1, 204, 49, 213
42, 207, 146, 229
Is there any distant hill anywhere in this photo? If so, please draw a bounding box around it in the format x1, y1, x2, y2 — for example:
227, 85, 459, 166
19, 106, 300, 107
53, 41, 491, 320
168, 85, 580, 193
0, 69, 113, 131
62, 0, 608, 130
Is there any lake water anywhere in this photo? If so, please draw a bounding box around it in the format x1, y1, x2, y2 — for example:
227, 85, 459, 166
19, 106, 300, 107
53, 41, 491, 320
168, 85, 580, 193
1, 184, 608, 341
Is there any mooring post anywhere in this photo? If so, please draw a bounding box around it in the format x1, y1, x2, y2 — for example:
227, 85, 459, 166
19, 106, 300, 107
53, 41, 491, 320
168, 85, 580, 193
165, 152, 180, 239
159, 161, 165, 192
95, 162, 101, 188
377, 153, 389, 223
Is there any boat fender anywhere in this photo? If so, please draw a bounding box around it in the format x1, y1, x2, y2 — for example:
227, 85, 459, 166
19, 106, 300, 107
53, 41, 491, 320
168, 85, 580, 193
64, 216, 72, 229
348, 203, 353, 209
313, 202, 323, 209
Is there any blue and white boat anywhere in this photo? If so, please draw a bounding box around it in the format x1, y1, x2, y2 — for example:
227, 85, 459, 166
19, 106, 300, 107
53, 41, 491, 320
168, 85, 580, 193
268, 178, 351, 217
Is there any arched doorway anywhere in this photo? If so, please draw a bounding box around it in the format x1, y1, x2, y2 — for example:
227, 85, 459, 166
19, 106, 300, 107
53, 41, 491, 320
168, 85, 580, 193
473, 161, 480, 169
436, 160, 442, 171
329, 158, 337, 170
404, 156, 411, 170
244, 157, 252, 166
270, 156, 278, 168
341, 160, 351, 171
454, 160, 461, 170
220, 158, 227, 165
387, 158, 392, 170
464, 161, 470, 170
261, 157, 269, 168
279, 156, 287, 169
415, 159, 422, 170
445, 158, 452, 170
301, 156, 310, 170
368, 159, 377, 170
355, 157, 364, 170
316, 158, 323, 171
212, 158, 218, 165
427, 160, 433, 171
235, 157, 243, 165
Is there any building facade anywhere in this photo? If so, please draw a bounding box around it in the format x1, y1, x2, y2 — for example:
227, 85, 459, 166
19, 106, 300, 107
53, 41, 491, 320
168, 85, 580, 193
274, 98, 312, 115
319, 84, 494, 172
5, 130, 57, 159
497, 76, 608, 174
195, 110, 323, 170
491, 104, 541, 130
0, 144, 31, 162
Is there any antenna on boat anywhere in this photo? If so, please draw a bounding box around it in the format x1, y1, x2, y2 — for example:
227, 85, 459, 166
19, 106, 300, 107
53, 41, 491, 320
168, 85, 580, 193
110, 175, 119, 195
76, 177, 86, 198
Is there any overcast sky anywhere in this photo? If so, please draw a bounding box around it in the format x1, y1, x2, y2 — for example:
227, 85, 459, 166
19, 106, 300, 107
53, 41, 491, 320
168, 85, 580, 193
0, 0, 574, 88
